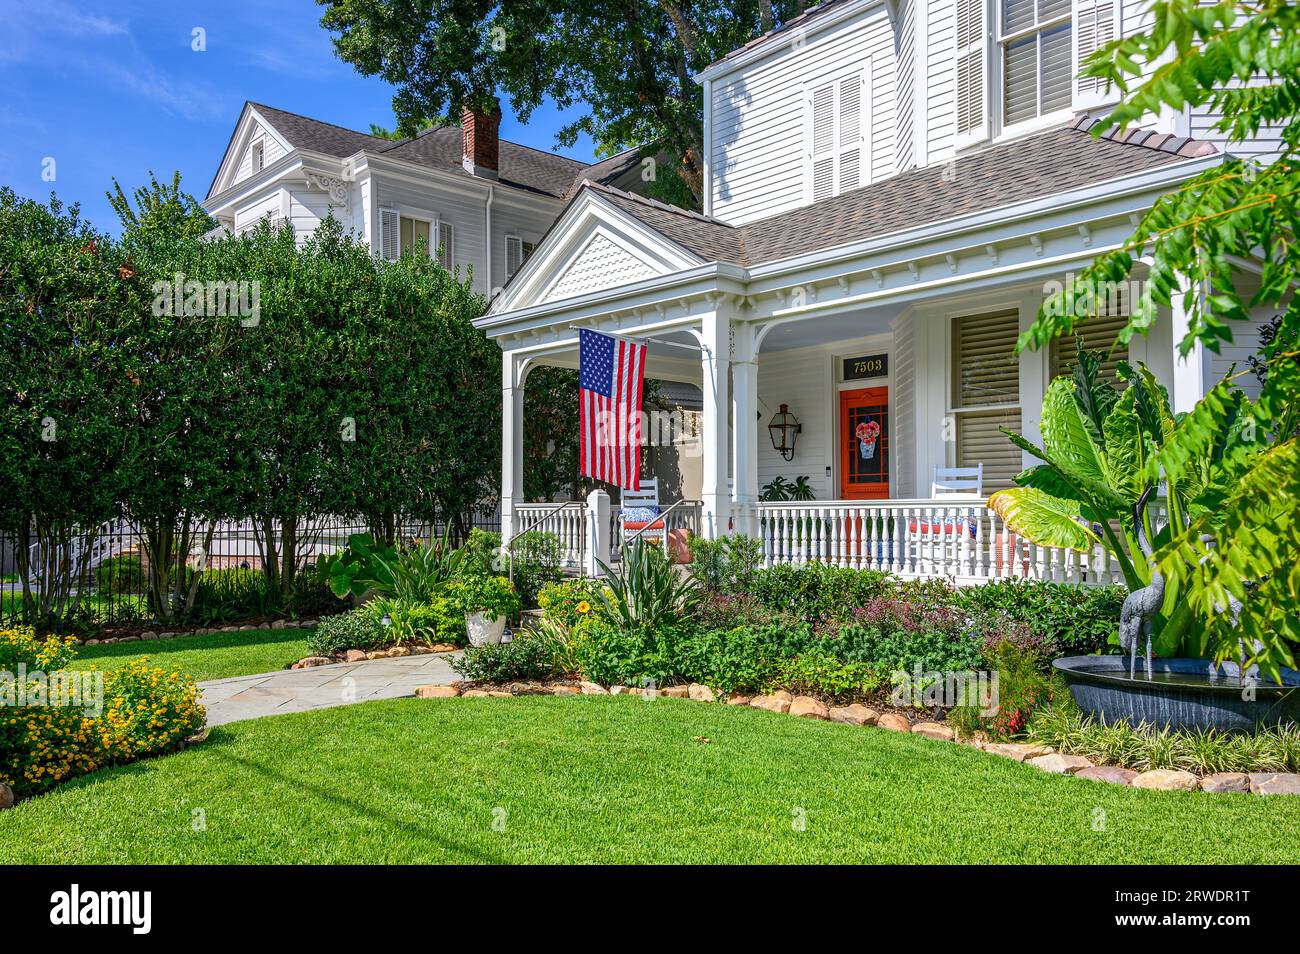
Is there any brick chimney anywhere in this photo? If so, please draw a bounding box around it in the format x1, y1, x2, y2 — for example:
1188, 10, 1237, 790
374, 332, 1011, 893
461, 101, 502, 179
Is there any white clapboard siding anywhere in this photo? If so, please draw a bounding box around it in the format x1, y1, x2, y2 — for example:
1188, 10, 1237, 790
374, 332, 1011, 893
926, 0, 960, 161
755, 347, 834, 499
372, 173, 489, 290
709, 3, 895, 225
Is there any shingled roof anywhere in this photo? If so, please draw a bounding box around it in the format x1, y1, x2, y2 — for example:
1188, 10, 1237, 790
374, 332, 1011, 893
577, 119, 1216, 269
221, 102, 640, 200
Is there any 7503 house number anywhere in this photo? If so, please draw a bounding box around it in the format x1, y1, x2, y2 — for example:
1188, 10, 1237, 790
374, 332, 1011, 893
843, 354, 888, 380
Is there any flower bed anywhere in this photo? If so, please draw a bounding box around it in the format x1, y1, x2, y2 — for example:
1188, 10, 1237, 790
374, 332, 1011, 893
0, 627, 206, 804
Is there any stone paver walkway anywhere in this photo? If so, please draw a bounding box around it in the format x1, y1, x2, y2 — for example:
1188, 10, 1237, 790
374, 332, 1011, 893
198, 652, 461, 726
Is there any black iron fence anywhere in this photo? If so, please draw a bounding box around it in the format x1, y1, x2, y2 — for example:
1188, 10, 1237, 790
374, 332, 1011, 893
1, 509, 501, 631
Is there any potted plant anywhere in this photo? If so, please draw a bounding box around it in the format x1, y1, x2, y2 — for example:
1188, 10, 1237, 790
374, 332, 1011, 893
454, 574, 521, 646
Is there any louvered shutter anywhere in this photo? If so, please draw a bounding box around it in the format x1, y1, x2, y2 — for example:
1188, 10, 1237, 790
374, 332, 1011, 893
809, 83, 836, 202
954, 0, 990, 147
379, 208, 399, 261
1074, 0, 1116, 107
953, 311, 1021, 492
838, 74, 863, 193
505, 235, 523, 277
1051, 311, 1131, 384
438, 221, 454, 270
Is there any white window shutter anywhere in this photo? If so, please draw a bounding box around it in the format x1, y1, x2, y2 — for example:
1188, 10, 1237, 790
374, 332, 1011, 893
809, 83, 836, 202
438, 220, 454, 270
838, 73, 863, 193
505, 235, 523, 277
379, 208, 399, 261
1074, 0, 1117, 108
954, 0, 990, 148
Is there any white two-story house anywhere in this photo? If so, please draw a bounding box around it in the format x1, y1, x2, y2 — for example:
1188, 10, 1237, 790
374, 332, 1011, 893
476, 0, 1278, 582
203, 101, 649, 296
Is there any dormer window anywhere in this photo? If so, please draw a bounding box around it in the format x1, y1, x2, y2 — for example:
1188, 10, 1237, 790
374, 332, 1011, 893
999, 0, 1072, 128
251, 140, 264, 174
805, 71, 866, 203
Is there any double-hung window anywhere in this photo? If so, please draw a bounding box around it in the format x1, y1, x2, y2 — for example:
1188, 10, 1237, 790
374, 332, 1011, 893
999, 0, 1073, 129
951, 311, 1023, 493
379, 210, 451, 267
806, 70, 866, 203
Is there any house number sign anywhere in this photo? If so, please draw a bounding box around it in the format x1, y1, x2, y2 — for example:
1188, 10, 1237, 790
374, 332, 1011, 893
842, 353, 888, 380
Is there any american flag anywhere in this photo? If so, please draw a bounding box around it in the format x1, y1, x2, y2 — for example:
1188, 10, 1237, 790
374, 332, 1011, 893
579, 328, 646, 490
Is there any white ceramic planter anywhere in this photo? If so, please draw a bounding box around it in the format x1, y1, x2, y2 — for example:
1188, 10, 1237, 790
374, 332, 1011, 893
466, 611, 507, 647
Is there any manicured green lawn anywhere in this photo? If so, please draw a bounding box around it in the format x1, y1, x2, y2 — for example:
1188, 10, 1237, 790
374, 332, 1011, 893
68, 628, 312, 683
2, 695, 1294, 864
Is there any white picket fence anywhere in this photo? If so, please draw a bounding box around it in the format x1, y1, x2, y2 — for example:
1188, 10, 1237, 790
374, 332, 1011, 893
756, 500, 1131, 586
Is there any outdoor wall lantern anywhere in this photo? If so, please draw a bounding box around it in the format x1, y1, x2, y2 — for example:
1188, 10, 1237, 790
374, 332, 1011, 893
768, 404, 801, 461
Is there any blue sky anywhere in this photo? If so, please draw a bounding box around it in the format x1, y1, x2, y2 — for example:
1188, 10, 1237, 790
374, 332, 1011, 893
0, 0, 599, 235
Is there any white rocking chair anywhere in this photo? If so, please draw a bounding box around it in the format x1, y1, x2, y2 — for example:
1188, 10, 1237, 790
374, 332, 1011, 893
619, 477, 665, 546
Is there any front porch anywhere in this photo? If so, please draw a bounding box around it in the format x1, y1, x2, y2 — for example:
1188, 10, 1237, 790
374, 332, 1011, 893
514, 492, 1127, 585
477, 149, 1245, 587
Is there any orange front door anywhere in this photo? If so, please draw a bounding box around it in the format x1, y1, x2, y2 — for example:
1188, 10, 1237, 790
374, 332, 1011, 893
840, 386, 890, 499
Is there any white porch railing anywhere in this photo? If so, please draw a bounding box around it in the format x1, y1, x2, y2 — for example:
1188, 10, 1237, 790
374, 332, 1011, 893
757, 500, 1128, 587
514, 502, 587, 568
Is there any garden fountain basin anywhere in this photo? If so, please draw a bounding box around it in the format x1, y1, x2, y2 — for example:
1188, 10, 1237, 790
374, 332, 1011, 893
1053, 656, 1300, 733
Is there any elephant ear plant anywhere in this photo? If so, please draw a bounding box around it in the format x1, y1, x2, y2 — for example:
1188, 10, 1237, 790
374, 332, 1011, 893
988, 346, 1209, 657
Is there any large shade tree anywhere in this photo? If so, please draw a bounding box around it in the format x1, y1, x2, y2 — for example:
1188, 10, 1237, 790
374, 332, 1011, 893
318, 0, 808, 204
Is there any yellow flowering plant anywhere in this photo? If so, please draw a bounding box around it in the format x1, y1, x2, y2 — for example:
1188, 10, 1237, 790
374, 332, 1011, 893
0, 635, 206, 799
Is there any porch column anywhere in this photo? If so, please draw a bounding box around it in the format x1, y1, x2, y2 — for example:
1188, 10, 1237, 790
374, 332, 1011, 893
1169, 284, 1211, 414
699, 307, 731, 538
501, 350, 526, 547
731, 320, 760, 538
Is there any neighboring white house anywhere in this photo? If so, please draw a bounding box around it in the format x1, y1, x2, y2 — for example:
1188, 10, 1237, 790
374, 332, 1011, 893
476, 0, 1278, 581
203, 100, 650, 296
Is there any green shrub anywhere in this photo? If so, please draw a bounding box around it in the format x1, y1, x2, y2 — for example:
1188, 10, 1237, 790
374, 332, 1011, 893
359, 597, 442, 645
573, 620, 678, 688
449, 634, 560, 683
305, 609, 386, 656
95, 554, 145, 595
674, 625, 792, 694
190, 567, 276, 622
772, 647, 882, 701
955, 579, 1124, 656
451, 574, 520, 621
537, 578, 611, 629
687, 534, 763, 592
367, 540, 467, 604
464, 529, 562, 608
745, 563, 895, 625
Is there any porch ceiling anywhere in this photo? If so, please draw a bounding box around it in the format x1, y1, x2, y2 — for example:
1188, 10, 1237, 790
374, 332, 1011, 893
759, 303, 903, 351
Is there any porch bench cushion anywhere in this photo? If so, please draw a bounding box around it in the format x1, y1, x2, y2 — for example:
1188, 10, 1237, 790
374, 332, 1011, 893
622, 519, 666, 532
908, 517, 978, 538
621, 505, 663, 532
